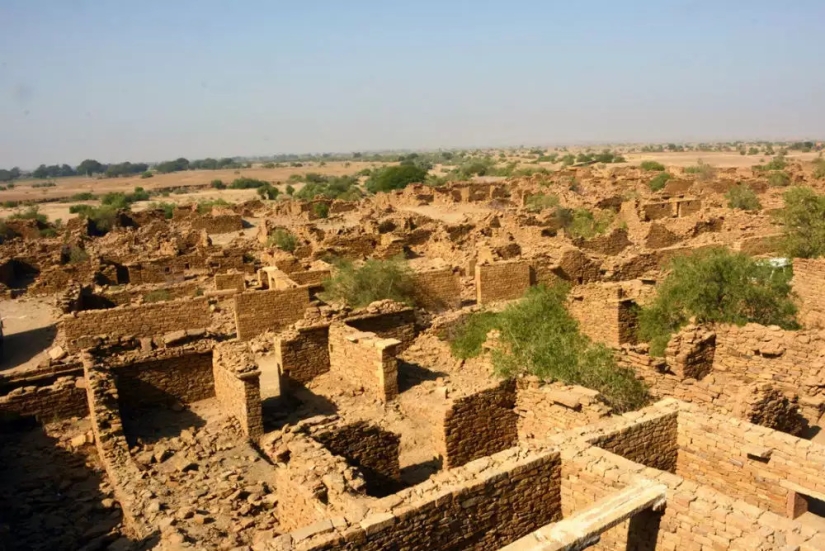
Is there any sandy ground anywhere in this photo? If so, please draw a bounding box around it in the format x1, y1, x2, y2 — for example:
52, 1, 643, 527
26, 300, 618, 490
0, 296, 59, 374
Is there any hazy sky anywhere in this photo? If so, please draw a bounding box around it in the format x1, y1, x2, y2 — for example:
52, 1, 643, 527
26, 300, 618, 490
2, 1, 824, 168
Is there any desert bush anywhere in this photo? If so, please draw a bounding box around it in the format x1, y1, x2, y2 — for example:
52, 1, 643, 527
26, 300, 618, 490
449, 285, 649, 412
144, 289, 172, 303
67, 246, 89, 264
638, 248, 797, 356
558, 208, 613, 239
640, 160, 666, 172
69, 204, 118, 233
285, 184, 295, 195
813, 159, 825, 180
767, 171, 791, 187
69, 192, 96, 201
257, 184, 280, 200
197, 198, 232, 214
8, 205, 48, 224
726, 184, 761, 211
365, 165, 428, 193
648, 172, 672, 191
684, 160, 716, 181
149, 202, 176, 219
525, 193, 559, 212
210, 179, 226, 189
140, 171, 153, 179
775, 187, 825, 258
321, 257, 416, 308
267, 228, 297, 252
295, 175, 361, 201
32, 181, 56, 188
229, 177, 269, 189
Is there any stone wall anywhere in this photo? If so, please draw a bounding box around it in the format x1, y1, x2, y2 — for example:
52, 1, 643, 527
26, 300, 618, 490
410, 268, 461, 311
328, 324, 400, 403
567, 283, 639, 347
475, 260, 531, 304
344, 308, 416, 352
60, 296, 212, 351
792, 257, 825, 328
92, 280, 205, 308
233, 287, 310, 340
274, 324, 331, 384
0, 376, 87, 423
214, 272, 245, 292
516, 379, 611, 439
588, 410, 678, 472
212, 342, 264, 440
290, 447, 562, 551
312, 421, 401, 495
438, 379, 518, 469
676, 407, 825, 517
189, 214, 243, 234
125, 250, 246, 284
115, 351, 215, 410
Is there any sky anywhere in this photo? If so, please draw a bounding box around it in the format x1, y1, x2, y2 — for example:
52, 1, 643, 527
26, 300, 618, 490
1, 1, 824, 168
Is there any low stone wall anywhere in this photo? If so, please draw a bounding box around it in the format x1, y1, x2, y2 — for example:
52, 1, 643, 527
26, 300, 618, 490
438, 379, 518, 469
92, 280, 206, 308
475, 260, 531, 304
0, 376, 88, 423
288, 446, 562, 551
329, 324, 400, 403
587, 409, 678, 473
344, 308, 416, 352
567, 283, 639, 347
212, 342, 263, 440
214, 272, 245, 292
312, 421, 401, 495
516, 379, 611, 439
189, 213, 243, 234
115, 351, 215, 410
60, 296, 211, 351
234, 287, 310, 340
792, 257, 825, 328
410, 268, 461, 311
274, 324, 331, 384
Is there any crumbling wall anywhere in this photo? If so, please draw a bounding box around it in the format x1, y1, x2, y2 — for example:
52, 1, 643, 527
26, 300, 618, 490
313, 421, 401, 495
94, 280, 205, 308
214, 272, 245, 292
212, 342, 264, 440
189, 214, 243, 234
344, 307, 416, 352
475, 260, 531, 304
0, 376, 87, 422
410, 268, 461, 311
438, 379, 518, 469
516, 379, 611, 439
233, 287, 310, 340
328, 323, 399, 403
115, 351, 215, 409
664, 324, 716, 380
290, 447, 562, 551
274, 324, 331, 384
60, 296, 211, 351
588, 410, 678, 472
792, 257, 825, 328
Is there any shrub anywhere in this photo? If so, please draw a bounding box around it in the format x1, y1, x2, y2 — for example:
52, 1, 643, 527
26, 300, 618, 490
313, 202, 330, 219
640, 160, 666, 172
775, 187, 825, 258
8, 206, 48, 224
144, 289, 172, 303
229, 177, 269, 189
211, 179, 226, 189
449, 285, 649, 412
267, 228, 297, 252
70, 204, 119, 233
285, 184, 295, 195
726, 184, 761, 211
140, 171, 154, 179
525, 193, 559, 212
321, 257, 416, 308
67, 246, 89, 264
32, 181, 56, 188
149, 202, 176, 219
257, 184, 280, 200
813, 159, 825, 180
197, 198, 232, 214
638, 248, 798, 356
767, 171, 791, 187
684, 161, 716, 182
70, 192, 96, 201
558, 208, 613, 239
365, 165, 428, 193
648, 172, 672, 192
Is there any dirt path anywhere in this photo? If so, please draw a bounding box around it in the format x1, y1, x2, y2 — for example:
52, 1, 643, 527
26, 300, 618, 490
0, 296, 59, 374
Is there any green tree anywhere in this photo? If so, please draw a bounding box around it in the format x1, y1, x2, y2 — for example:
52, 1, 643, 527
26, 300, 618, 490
775, 187, 825, 258
365, 165, 428, 193
638, 248, 798, 356
77, 159, 104, 176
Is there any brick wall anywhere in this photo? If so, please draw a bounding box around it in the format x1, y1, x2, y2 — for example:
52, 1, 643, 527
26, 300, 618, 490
0, 376, 87, 423
792, 257, 825, 328
212, 363, 263, 440
438, 379, 518, 469
328, 323, 400, 403
292, 447, 562, 551
588, 410, 678, 472
274, 325, 331, 384
410, 268, 461, 311
60, 296, 211, 351
233, 287, 310, 340
115, 351, 214, 409
214, 272, 245, 292
344, 308, 416, 352
475, 260, 531, 304
312, 421, 401, 495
